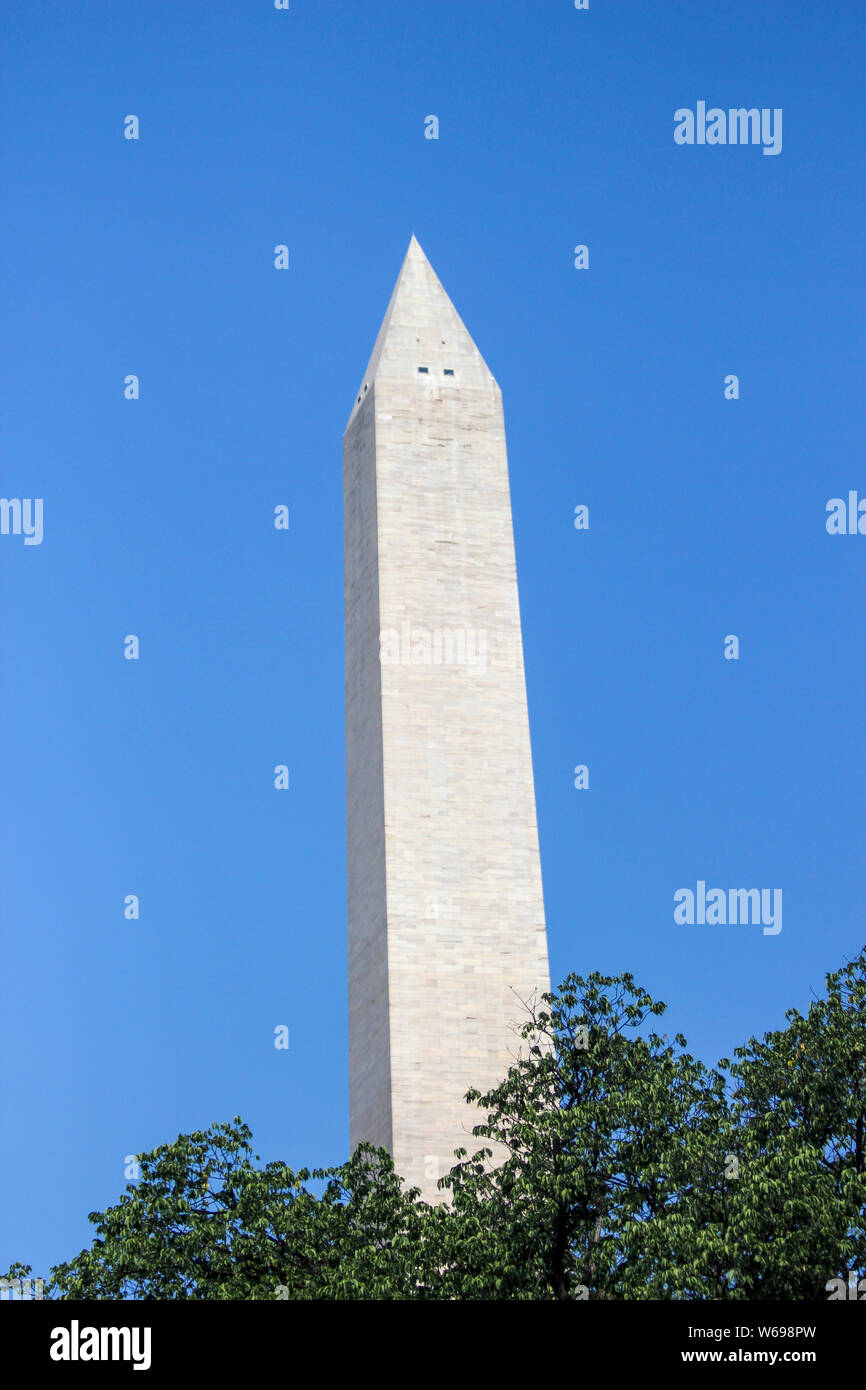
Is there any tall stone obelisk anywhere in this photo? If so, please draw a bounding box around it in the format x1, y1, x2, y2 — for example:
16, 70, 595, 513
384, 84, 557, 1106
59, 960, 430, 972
343, 236, 550, 1202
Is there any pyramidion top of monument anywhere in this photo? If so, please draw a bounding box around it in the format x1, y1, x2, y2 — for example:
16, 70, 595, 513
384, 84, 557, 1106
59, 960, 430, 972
346, 235, 498, 429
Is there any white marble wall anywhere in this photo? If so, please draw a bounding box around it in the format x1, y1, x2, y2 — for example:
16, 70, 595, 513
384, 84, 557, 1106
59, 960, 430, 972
344, 239, 550, 1202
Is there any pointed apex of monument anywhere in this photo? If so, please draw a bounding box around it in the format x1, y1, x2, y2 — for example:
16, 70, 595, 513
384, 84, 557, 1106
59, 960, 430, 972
345, 237, 497, 428
398, 232, 429, 275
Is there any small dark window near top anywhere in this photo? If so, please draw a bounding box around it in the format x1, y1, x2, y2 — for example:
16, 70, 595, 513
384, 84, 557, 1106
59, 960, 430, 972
417, 366, 429, 373
443, 369, 454, 376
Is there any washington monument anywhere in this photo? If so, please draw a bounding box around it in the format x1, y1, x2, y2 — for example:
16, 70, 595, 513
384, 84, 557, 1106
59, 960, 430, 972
343, 236, 550, 1202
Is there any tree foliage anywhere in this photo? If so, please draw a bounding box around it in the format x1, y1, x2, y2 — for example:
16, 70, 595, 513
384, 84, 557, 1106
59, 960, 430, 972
6, 949, 864, 1300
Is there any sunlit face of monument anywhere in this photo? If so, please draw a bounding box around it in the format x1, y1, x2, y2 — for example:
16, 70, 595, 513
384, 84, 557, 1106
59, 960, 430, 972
343, 236, 550, 1202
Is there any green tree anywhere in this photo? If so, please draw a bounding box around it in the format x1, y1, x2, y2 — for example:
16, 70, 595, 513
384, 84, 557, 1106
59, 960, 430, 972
435, 950, 866, 1301
6, 950, 864, 1300
717, 950, 866, 1299
433, 971, 731, 1300
21, 1121, 431, 1300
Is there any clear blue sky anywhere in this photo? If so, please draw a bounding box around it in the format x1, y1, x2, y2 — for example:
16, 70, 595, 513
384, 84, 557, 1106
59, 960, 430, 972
2, 0, 864, 1277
